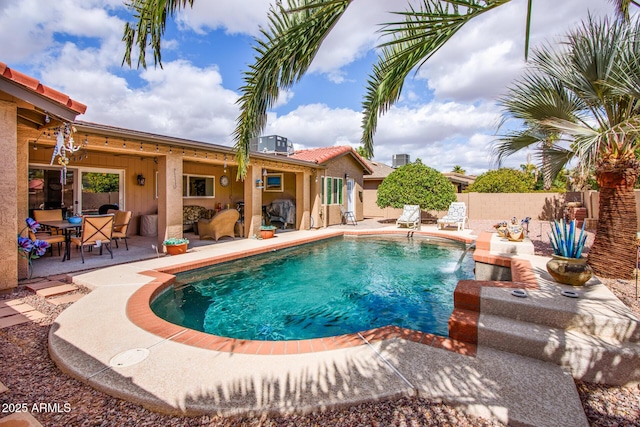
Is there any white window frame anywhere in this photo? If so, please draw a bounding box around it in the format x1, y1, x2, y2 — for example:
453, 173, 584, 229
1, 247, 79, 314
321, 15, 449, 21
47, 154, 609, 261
321, 176, 343, 205
183, 174, 216, 198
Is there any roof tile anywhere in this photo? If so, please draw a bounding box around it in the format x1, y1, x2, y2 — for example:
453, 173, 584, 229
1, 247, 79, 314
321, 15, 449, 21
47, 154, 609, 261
0, 61, 87, 115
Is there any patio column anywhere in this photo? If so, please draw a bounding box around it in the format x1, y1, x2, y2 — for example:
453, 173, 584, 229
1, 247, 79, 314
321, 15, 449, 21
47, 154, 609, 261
157, 153, 183, 249
296, 170, 311, 230
0, 100, 20, 290
244, 165, 263, 238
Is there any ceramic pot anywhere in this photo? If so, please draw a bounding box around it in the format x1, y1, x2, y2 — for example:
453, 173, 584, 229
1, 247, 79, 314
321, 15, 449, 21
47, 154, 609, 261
260, 229, 275, 239
506, 226, 525, 242
165, 243, 188, 255
496, 227, 508, 238
546, 254, 593, 286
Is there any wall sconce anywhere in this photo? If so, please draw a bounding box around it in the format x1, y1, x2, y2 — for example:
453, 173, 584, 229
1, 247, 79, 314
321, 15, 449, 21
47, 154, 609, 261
344, 173, 349, 180
262, 168, 268, 176
137, 174, 146, 186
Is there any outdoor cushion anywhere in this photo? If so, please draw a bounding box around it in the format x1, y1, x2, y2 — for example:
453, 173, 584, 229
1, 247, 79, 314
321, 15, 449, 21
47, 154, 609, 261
437, 202, 468, 231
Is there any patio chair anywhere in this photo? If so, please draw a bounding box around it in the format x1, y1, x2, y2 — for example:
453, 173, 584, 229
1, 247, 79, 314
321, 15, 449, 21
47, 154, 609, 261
437, 202, 468, 231
396, 205, 421, 230
28, 229, 65, 256
70, 214, 114, 263
108, 209, 132, 250
198, 209, 240, 241
32, 209, 63, 235
340, 206, 357, 226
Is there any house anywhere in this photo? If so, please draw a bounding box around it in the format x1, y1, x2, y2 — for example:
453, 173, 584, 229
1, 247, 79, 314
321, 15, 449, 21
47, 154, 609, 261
443, 172, 476, 193
2, 62, 323, 289
289, 146, 372, 227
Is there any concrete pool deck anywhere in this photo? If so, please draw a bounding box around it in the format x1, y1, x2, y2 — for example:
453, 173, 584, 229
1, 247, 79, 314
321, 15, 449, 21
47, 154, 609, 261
48, 225, 620, 426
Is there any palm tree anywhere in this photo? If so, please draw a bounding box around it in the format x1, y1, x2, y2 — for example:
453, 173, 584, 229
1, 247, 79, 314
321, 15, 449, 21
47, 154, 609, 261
492, 16, 640, 278
122, 1, 638, 177
452, 165, 466, 174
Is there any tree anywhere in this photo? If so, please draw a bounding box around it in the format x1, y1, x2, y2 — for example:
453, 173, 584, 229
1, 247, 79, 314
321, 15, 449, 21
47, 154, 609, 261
490, 16, 640, 278
376, 159, 456, 211
121, 1, 637, 177
82, 173, 119, 193
355, 146, 371, 160
451, 165, 466, 174
467, 168, 535, 193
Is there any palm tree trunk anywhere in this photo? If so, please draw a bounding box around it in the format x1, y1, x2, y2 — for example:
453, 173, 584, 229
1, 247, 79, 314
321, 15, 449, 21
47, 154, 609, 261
588, 165, 638, 279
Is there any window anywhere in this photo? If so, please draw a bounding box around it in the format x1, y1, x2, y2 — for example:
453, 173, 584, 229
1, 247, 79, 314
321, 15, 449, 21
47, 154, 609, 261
264, 173, 283, 192
183, 174, 215, 198
321, 177, 343, 205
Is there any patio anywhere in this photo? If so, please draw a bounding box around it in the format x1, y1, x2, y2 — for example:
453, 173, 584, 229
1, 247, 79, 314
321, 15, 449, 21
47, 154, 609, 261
28, 231, 220, 279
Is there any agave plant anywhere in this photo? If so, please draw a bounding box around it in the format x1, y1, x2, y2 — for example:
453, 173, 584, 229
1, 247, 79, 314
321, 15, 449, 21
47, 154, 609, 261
548, 219, 587, 259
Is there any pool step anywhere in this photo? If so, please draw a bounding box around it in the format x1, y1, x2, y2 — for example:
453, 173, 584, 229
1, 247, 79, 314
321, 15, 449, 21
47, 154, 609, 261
477, 285, 640, 343
450, 277, 640, 385
477, 313, 640, 386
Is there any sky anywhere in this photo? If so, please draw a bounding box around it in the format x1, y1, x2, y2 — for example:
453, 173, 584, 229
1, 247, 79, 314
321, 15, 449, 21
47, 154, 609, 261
0, 0, 626, 175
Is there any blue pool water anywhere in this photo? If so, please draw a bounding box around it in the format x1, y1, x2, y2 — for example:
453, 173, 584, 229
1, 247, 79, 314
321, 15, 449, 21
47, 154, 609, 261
151, 236, 475, 341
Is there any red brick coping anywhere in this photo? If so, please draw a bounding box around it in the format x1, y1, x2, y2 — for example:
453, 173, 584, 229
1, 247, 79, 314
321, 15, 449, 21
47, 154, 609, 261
126, 230, 478, 357
448, 231, 539, 345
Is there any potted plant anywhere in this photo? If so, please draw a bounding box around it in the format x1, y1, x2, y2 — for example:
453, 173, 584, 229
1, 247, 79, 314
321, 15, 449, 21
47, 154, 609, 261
163, 237, 189, 255
546, 219, 592, 286
259, 225, 276, 239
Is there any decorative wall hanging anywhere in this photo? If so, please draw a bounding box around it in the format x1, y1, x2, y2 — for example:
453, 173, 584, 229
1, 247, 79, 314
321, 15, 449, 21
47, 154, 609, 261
49, 123, 80, 184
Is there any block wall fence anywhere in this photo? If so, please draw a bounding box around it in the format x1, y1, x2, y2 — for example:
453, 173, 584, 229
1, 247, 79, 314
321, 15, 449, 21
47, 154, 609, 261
363, 189, 640, 229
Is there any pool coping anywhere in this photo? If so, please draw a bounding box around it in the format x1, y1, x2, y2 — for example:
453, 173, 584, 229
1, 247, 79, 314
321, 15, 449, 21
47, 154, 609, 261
127, 229, 477, 357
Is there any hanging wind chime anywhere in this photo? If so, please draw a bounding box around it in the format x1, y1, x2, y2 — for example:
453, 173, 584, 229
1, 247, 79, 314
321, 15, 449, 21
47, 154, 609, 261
49, 123, 80, 184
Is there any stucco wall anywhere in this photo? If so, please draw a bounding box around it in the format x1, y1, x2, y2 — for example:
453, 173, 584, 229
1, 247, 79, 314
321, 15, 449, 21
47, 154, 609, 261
318, 155, 366, 226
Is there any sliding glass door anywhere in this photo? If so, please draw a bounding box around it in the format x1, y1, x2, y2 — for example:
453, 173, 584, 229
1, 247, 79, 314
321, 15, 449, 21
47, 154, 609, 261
28, 165, 124, 217
78, 167, 125, 214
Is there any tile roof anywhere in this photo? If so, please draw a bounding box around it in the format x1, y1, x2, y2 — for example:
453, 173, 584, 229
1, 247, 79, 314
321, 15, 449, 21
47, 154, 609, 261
0, 61, 87, 115
290, 146, 372, 174
364, 159, 396, 179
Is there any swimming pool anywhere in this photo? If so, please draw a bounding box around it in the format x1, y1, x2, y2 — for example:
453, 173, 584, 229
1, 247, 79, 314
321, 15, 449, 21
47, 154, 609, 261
151, 235, 474, 340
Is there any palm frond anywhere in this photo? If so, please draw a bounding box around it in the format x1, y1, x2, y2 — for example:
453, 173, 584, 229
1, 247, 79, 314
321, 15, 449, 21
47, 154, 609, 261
534, 144, 574, 182
492, 130, 544, 168
233, 0, 352, 177
360, 0, 509, 157
122, 0, 194, 69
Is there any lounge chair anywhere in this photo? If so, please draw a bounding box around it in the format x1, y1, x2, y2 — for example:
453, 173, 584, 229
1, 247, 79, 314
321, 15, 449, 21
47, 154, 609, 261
396, 205, 421, 230
198, 209, 240, 241
437, 202, 468, 231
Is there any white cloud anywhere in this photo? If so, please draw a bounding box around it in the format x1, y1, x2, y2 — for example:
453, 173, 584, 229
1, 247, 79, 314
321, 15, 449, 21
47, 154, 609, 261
0, 0, 630, 178
177, 0, 272, 35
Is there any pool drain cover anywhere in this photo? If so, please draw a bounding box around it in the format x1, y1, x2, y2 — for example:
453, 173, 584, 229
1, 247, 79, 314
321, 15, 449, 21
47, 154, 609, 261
109, 348, 150, 367
511, 289, 527, 298
561, 290, 579, 298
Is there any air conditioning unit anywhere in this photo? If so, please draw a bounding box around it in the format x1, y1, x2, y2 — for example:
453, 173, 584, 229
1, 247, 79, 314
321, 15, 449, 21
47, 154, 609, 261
249, 135, 289, 153
392, 154, 410, 168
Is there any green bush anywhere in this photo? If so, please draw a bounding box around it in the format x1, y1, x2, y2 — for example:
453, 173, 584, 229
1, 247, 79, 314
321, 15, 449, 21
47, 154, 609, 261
467, 168, 535, 193
376, 159, 456, 210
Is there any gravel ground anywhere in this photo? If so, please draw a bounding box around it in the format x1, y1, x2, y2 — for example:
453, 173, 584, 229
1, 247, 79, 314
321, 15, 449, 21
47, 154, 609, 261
1, 221, 639, 426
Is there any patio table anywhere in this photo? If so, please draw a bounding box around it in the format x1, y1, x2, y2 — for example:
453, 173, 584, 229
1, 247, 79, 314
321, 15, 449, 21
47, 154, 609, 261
37, 220, 81, 262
